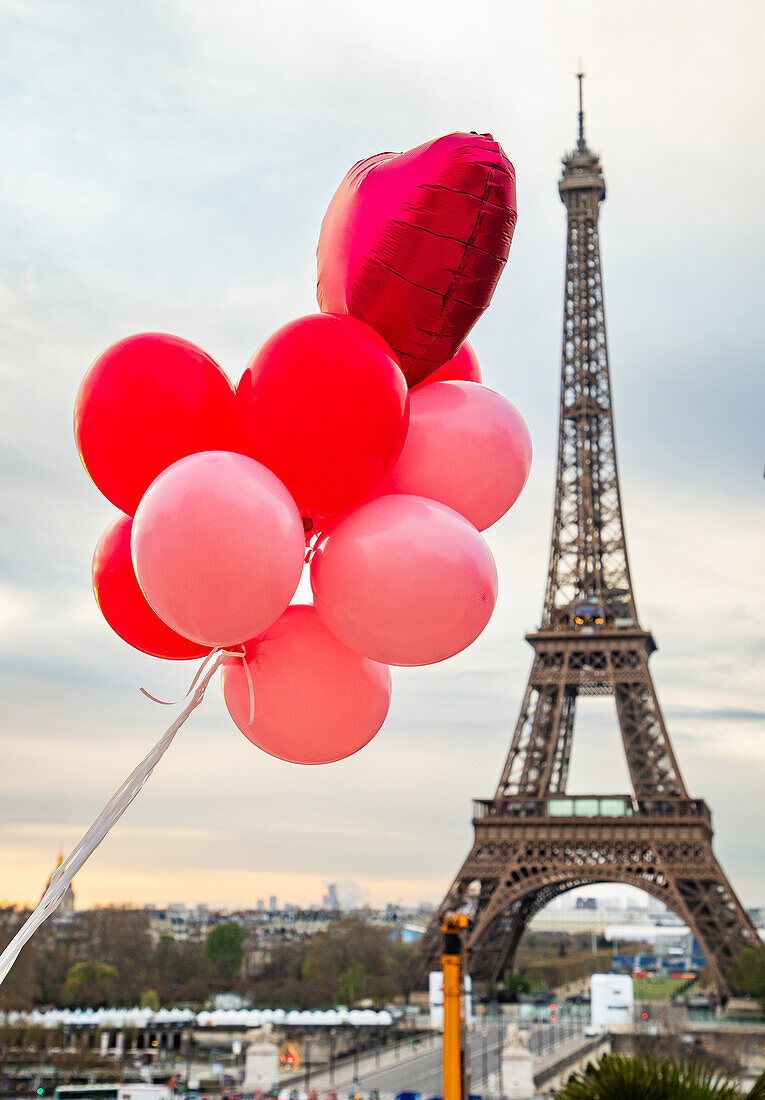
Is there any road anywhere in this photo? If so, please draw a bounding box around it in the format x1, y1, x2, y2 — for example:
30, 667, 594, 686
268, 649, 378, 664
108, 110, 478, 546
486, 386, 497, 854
297, 1017, 588, 1097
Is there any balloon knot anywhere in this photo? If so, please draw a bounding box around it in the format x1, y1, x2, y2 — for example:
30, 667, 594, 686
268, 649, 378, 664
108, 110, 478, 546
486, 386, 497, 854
220, 644, 255, 726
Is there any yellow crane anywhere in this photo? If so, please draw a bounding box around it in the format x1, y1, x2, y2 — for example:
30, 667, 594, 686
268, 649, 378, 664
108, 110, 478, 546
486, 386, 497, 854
441, 912, 469, 1100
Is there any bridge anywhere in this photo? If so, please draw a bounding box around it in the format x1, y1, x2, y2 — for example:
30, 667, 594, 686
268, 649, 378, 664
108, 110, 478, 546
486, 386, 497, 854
285, 1017, 608, 1098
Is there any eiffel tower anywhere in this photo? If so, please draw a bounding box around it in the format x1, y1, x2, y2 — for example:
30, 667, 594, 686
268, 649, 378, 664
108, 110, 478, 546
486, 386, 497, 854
418, 77, 757, 998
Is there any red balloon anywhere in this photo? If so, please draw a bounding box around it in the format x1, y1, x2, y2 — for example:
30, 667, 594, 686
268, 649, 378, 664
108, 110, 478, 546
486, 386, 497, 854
414, 341, 482, 388
317, 132, 517, 387
92, 513, 210, 661
75, 333, 237, 515
236, 314, 409, 519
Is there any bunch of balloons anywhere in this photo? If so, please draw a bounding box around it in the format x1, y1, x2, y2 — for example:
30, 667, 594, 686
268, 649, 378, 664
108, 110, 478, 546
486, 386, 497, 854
75, 132, 531, 767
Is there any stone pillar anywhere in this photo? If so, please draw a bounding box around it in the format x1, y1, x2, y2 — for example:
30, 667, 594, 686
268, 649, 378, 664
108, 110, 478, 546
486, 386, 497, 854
243, 1025, 280, 1093
501, 1023, 535, 1100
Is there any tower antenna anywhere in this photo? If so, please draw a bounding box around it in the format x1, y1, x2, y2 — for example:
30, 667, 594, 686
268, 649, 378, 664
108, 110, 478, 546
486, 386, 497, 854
576, 66, 585, 148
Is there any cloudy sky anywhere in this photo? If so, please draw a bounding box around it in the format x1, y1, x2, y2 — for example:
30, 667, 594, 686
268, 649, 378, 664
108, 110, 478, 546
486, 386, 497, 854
0, 0, 763, 915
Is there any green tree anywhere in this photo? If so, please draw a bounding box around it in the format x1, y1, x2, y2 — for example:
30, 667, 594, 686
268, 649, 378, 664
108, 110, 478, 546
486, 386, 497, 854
337, 961, 366, 1005
555, 1055, 764, 1099
728, 946, 765, 1010
301, 917, 406, 1006
61, 961, 118, 1007
205, 922, 244, 983
154, 935, 210, 1005
140, 989, 160, 1011
503, 972, 532, 1001
390, 940, 416, 1005
35, 924, 75, 1006
0, 909, 38, 1010
247, 942, 313, 1008
77, 907, 152, 1004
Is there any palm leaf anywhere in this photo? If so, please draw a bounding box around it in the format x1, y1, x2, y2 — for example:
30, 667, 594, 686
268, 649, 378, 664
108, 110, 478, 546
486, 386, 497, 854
746, 1070, 765, 1099
554, 1053, 742, 1099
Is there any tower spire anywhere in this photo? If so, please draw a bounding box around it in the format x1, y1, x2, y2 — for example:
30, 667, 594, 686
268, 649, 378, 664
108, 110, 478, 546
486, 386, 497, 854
576, 68, 586, 149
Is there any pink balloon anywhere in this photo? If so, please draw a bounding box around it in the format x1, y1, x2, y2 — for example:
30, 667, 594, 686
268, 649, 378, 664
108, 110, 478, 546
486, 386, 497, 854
132, 451, 305, 647
376, 381, 532, 531
311, 495, 498, 666
414, 342, 482, 387
222, 605, 391, 765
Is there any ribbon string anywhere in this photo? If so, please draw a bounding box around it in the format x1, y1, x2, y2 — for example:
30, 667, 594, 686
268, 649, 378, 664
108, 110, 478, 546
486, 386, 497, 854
0, 650, 228, 987
140, 645, 254, 726
216, 646, 255, 727
139, 647, 224, 706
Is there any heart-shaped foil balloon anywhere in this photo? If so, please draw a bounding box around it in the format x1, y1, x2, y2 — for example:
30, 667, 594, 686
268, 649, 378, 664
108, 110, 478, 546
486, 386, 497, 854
317, 132, 517, 387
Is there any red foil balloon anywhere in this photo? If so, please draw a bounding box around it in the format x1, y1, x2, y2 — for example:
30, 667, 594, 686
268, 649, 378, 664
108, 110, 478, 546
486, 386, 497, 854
236, 314, 409, 519
75, 333, 237, 515
92, 513, 210, 661
414, 341, 482, 388
317, 133, 517, 387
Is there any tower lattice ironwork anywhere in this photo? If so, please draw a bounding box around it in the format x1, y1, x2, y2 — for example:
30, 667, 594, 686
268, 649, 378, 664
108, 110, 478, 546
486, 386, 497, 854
418, 77, 757, 998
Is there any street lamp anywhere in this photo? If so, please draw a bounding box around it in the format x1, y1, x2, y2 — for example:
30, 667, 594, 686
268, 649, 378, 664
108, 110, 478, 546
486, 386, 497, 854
185, 1025, 194, 1089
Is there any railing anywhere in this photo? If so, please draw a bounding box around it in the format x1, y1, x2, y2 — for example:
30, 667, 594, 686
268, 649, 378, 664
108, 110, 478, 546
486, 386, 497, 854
473, 796, 711, 824
637, 799, 711, 823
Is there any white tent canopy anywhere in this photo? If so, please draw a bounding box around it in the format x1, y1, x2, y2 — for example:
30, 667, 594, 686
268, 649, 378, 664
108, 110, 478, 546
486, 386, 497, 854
0, 1006, 396, 1028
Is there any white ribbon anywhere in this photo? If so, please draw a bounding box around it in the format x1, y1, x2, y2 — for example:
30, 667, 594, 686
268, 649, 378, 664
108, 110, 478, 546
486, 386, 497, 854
141, 645, 254, 725
139, 647, 222, 706
0, 649, 229, 987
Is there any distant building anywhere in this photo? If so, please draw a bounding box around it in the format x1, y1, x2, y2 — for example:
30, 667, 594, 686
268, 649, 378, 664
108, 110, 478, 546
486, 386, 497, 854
41, 852, 75, 915
257, 899, 265, 911
323, 883, 340, 909
575, 897, 597, 910
269, 896, 278, 911
395, 923, 426, 945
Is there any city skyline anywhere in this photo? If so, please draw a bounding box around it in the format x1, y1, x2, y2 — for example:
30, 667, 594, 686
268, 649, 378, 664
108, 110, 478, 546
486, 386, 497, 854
0, 873, 695, 915
0, 2, 763, 914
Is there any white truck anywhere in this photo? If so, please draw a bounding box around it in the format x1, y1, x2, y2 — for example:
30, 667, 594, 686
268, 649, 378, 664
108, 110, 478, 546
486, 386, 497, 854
589, 972, 634, 1030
